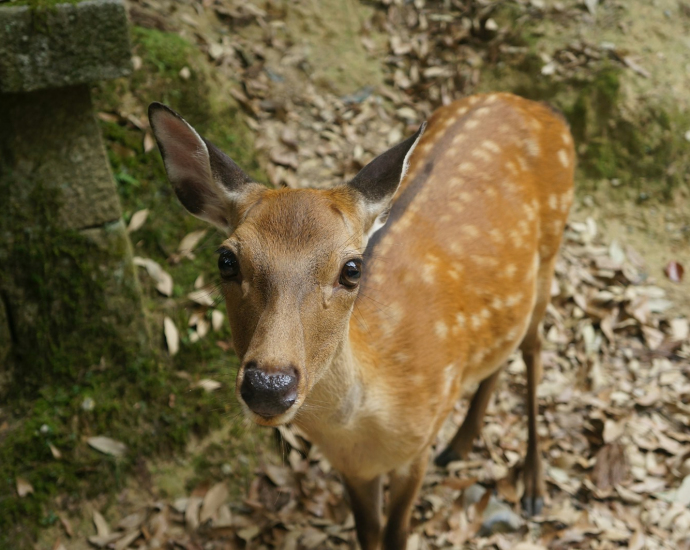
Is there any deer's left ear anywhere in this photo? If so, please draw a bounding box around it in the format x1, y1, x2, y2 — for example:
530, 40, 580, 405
347, 122, 426, 239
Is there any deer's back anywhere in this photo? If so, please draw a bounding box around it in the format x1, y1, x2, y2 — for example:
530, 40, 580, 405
351, 93, 574, 452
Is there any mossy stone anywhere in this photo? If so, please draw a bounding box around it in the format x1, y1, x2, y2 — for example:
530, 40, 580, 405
0, 0, 131, 93
1, 86, 123, 230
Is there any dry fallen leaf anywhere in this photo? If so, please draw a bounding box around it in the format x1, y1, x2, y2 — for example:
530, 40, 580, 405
133, 257, 174, 296
93, 510, 110, 537
592, 443, 628, 490
87, 436, 127, 457
194, 379, 221, 392
126, 209, 149, 233
49, 443, 62, 459
188, 289, 216, 307
16, 477, 34, 497
211, 309, 224, 331
200, 481, 229, 523
177, 229, 207, 257
143, 131, 156, 153
163, 316, 179, 356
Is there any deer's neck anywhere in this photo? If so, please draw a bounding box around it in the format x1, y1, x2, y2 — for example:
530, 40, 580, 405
294, 328, 370, 434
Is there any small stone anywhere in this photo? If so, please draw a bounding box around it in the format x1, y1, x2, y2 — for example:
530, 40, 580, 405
179, 67, 191, 80
40, 424, 50, 434
131, 55, 142, 71
82, 397, 95, 411
221, 463, 233, 476
684, 130, 690, 142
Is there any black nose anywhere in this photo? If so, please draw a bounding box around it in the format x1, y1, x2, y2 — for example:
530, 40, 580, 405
240, 362, 299, 418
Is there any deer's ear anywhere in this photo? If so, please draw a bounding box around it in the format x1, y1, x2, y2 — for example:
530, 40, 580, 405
347, 122, 426, 239
148, 102, 263, 232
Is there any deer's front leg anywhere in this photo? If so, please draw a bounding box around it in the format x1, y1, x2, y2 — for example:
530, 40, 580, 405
344, 474, 383, 550
383, 448, 429, 550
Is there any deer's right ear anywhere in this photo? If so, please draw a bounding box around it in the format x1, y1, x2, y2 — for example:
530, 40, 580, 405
148, 102, 263, 233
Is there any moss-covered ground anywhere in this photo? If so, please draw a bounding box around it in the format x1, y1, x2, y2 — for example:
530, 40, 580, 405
0, 25, 263, 548
483, 2, 690, 199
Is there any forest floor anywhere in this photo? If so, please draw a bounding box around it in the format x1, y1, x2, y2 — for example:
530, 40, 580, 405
32, 0, 690, 549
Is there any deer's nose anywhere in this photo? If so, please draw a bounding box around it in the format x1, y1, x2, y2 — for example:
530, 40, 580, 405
240, 362, 299, 418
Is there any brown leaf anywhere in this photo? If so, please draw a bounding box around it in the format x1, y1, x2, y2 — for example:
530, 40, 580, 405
113, 530, 140, 550
664, 260, 685, 282
93, 510, 110, 536
592, 443, 628, 490
200, 482, 229, 523
87, 533, 121, 548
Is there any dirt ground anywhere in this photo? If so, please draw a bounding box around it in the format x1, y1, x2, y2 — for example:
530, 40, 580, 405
35, 0, 690, 549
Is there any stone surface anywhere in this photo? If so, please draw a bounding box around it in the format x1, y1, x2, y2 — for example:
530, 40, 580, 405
0, 0, 131, 93
0, 85, 123, 230
0, 83, 149, 395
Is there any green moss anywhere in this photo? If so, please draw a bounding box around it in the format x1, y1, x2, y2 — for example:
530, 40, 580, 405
4, 0, 83, 9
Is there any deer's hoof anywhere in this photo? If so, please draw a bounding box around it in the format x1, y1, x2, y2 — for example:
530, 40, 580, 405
521, 494, 544, 517
434, 446, 461, 467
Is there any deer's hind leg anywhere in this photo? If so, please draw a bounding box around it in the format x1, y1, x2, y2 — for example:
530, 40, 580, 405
434, 369, 501, 467
519, 254, 558, 516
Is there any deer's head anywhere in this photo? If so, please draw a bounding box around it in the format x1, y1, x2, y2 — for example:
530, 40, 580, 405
149, 103, 424, 426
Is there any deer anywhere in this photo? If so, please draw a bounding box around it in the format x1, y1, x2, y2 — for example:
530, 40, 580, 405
148, 92, 574, 549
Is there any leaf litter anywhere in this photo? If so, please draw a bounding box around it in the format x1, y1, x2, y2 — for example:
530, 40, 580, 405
76, 0, 690, 548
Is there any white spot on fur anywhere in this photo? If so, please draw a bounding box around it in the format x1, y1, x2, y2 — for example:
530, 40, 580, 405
524, 138, 540, 157
561, 132, 572, 146
548, 194, 558, 210
472, 148, 493, 162
557, 148, 569, 168
506, 293, 522, 307
489, 228, 504, 244
452, 133, 467, 146
465, 119, 479, 130
442, 117, 457, 129
458, 161, 476, 172
422, 262, 436, 285
435, 320, 449, 339
482, 140, 501, 154
462, 225, 479, 238
505, 264, 517, 278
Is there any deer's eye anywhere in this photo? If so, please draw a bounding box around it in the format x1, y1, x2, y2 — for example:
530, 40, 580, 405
339, 259, 362, 288
218, 249, 240, 280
